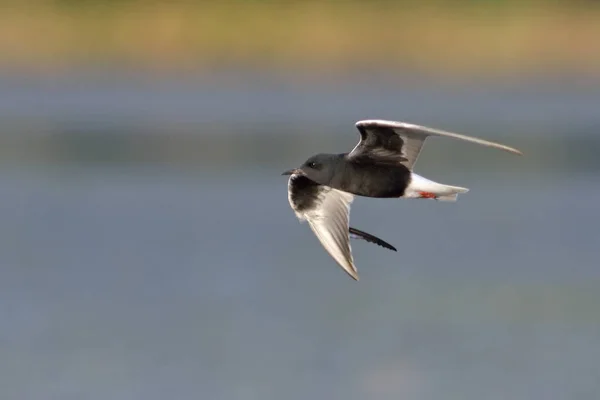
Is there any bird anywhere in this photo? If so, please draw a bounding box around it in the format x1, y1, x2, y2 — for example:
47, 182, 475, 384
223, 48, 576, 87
282, 119, 523, 281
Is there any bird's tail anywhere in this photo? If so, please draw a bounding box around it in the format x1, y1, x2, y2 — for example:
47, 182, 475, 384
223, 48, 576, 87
406, 173, 469, 202
435, 185, 469, 202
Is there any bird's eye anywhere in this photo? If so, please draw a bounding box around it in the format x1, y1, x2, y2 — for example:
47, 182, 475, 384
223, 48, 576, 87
308, 162, 317, 168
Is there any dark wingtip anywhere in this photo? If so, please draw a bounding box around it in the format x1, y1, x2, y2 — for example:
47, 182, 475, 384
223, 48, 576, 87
349, 227, 397, 251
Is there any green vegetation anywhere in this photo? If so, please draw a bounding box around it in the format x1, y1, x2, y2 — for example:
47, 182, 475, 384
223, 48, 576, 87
1, 1, 599, 78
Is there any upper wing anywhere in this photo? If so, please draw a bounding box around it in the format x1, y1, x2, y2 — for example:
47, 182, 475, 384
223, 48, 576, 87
349, 119, 523, 170
349, 227, 397, 251
347, 122, 409, 165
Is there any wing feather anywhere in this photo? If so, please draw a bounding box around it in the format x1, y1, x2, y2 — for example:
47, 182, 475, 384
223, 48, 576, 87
287, 174, 400, 279
304, 187, 358, 280
349, 227, 397, 251
288, 174, 358, 280
350, 119, 523, 170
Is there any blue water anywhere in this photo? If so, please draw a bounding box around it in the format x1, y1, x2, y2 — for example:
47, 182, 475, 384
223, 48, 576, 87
1, 73, 599, 399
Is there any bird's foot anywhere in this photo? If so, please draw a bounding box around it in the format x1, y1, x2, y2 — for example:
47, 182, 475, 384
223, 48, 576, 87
417, 191, 438, 199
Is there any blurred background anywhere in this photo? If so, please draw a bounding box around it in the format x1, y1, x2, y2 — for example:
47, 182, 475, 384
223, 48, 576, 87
1, 1, 599, 399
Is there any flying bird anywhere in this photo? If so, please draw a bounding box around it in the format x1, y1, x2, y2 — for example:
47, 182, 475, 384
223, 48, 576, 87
283, 119, 522, 280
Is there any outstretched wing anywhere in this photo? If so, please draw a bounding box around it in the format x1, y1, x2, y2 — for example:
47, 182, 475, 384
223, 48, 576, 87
305, 187, 357, 280
349, 119, 523, 170
288, 174, 358, 280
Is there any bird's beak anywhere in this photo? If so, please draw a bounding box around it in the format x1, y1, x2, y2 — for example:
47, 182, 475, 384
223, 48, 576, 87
282, 168, 302, 176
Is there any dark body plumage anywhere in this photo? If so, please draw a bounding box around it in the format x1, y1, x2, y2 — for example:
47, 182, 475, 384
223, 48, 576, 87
328, 154, 411, 198
289, 157, 411, 202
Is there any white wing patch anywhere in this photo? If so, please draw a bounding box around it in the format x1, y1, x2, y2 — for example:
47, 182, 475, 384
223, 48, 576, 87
306, 187, 357, 280
288, 174, 358, 280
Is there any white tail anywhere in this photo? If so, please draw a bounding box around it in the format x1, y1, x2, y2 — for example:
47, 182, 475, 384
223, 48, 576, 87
435, 184, 469, 202
436, 194, 459, 202
404, 173, 469, 201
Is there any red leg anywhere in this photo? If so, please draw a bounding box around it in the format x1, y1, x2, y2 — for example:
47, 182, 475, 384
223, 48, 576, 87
418, 191, 437, 199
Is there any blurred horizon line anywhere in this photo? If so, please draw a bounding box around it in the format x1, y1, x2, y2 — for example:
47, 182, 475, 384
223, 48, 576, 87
1, 1, 600, 78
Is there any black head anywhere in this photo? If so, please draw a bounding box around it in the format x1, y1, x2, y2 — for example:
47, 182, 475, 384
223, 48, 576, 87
282, 153, 340, 185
